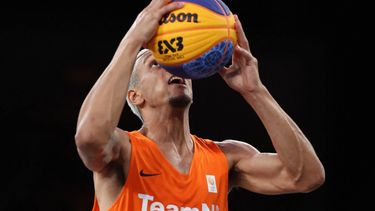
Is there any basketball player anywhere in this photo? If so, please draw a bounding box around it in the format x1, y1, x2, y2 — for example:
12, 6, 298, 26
75, 0, 325, 210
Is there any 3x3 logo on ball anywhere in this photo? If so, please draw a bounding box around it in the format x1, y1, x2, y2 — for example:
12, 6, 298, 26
158, 37, 184, 55
157, 12, 199, 60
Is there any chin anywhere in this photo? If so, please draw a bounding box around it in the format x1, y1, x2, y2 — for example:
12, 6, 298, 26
169, 95, 192, 108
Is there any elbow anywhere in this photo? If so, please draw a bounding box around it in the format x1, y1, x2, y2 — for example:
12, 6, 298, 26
75, 128, 96, 150
75, 129, 107, 172
75, 129, 100, 160
75, 114, 111, 148
299, 167, 326, 193
75, 119, 107, 150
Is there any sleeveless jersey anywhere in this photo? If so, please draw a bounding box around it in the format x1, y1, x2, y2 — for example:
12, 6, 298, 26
92, 131, 229, 211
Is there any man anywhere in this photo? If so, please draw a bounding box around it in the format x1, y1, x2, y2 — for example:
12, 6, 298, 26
75, 0, 325, 210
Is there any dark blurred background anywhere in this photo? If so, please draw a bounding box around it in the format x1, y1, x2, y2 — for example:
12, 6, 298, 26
1, 0, 352, 210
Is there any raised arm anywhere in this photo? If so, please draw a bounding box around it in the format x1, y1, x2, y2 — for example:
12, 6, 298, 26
219, 15, 325, 194
74, 0, 184, 172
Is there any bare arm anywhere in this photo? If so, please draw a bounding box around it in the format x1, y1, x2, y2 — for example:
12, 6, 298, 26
74, 36, 140, 172
74, 0, 184, 172
219, 15, 325, 194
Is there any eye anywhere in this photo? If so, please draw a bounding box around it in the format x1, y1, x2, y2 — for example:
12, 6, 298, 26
151, 60, 160, 67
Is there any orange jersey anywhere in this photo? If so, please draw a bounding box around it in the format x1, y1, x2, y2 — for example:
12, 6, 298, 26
92, 131, 229, 211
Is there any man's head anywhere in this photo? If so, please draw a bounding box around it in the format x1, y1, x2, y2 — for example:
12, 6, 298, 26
126, 49, 193, 122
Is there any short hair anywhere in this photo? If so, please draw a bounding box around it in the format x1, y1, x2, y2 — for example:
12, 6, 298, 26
126, 49, 149, 122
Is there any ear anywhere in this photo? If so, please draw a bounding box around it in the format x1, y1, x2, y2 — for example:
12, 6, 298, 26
128, 89, 144, 107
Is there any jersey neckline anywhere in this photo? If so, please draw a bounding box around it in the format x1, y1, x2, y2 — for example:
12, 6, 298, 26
132, 130, 198, 178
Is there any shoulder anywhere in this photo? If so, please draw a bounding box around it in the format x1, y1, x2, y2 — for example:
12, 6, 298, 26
215, 139, 259, 170
215, 139, 259, 154
106, 128, 132, 169
114, 128, 131, 149
118, 129, 145, 147
192, 135, 223, 153
94, 129, 133, 180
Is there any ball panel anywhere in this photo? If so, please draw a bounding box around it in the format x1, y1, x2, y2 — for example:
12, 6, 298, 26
213, 0, 231, 15
160, 40, 234, 79
150, 28, 232, 65
156, 3, 231, 35
183, 40, 234, 79
173, 0, 229, 15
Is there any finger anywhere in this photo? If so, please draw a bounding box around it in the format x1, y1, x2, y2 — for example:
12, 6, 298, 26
219, 66, 230, 77
146, 0, 173, 13
219, 65, 241, 79
234, 15, 250, 52
153, 0, 173, 7
148, 0, 171, 8
234, 45, 256, 65
158, 1, 184, 16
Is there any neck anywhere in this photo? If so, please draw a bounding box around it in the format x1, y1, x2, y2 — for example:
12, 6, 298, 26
140, 106, 192, 149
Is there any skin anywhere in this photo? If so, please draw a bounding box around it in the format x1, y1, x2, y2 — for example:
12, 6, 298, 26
75, 0, 325, 210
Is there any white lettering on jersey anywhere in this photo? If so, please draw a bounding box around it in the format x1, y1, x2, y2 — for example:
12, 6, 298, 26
150, 201, 164, 211
138, 193, 220, 211
166, 204, 179, 211
202, 204, 219, 211
139, 193, 154, 211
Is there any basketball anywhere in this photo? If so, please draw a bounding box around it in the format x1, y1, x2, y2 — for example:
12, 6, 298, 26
148, 0, 237, 79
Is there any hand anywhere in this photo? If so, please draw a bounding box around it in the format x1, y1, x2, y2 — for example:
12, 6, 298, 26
127, 0, 184, 47
219, 15, 262, 94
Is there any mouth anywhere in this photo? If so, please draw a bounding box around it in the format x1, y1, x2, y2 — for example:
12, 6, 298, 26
168, 75, 186, 85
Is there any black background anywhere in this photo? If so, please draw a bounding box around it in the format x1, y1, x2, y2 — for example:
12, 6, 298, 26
1, 0, 352, 210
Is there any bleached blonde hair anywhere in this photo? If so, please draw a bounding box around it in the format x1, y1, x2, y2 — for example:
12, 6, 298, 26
126, 49, 149, 122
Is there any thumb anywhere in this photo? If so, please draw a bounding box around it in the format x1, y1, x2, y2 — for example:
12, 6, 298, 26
219, 66, 230, 77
